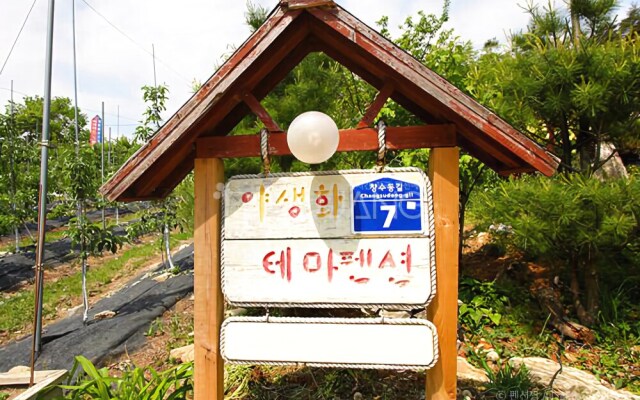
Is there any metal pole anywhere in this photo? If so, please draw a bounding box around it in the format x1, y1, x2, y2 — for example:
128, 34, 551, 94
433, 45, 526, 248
71, 0, 79, 149
10, 80, 19, 253
108, 126, 111, 165
72, 0, 89, 325
101, 102, 105, 229
115, 105, 119, 225
30, 0, 55, 385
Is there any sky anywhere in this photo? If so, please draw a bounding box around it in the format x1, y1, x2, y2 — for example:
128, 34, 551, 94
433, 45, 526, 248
0, 0, 635, 139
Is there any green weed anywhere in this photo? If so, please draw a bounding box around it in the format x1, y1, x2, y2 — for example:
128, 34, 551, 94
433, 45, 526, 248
57, 355, 192, 399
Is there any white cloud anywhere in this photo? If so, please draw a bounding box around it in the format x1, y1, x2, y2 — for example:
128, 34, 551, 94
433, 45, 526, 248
0, 0, 635, 138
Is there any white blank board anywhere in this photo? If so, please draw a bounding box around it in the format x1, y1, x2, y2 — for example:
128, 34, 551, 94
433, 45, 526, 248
221, 317, 438, 370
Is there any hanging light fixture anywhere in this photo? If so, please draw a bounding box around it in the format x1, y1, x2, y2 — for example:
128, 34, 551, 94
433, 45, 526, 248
286, 111, 339, 164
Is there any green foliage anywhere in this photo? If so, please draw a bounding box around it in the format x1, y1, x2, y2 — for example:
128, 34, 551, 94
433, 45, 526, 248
459, 277, 508, 334
58, 356, 193, 399
245, 1, 269, 32
134, 85, 169, 143
476, 175, 639, 264
474, 174, 640, 325
67, 219, 125, 256
481, 359, 535, 399
469, 1, 640, 174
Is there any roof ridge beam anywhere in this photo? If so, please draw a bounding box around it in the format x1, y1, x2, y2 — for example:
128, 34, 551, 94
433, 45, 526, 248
281, 0, 336, 10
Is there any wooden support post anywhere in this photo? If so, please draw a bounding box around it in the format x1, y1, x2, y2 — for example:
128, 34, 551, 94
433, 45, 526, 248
426, 147, 460, 400
194, 157, 225, 400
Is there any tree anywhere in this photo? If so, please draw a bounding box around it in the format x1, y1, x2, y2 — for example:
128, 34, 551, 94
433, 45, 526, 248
469, 1, 640, 175
129, 84, 187, 269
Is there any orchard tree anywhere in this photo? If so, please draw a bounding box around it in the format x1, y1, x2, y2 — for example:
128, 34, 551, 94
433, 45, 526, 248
130, 84, 188, 269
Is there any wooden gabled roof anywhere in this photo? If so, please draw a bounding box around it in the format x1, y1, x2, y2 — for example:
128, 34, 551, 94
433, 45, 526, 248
101, 0, 559, 202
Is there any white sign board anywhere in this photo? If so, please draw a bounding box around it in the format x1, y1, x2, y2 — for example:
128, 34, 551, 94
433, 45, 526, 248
222, 169, 435, 308
221, 317, 439, 370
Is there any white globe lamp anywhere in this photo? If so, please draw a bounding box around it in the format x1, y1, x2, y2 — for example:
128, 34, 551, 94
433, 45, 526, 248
287, 111, 339, 164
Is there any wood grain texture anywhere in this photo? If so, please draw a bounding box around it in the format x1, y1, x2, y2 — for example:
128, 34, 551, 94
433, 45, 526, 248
196, 125, 457, 158
426, 147, 460, 400
222, 317, 437, 369
242, 93, 282, 132
358, 82, 394, 128
194, 158, 224, 400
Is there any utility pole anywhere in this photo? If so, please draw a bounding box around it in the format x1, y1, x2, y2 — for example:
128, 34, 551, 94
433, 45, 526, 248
30, 0, 55, 386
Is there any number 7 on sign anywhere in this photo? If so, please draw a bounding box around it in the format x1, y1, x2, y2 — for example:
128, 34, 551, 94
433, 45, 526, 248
380, 205, 396, 228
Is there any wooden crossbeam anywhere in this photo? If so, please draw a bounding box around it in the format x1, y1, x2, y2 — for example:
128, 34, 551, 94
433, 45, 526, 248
196, 124, 456, 158
357, 82, 394, 128
242, 93, 283, 132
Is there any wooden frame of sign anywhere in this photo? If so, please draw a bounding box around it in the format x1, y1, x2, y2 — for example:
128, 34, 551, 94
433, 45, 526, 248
221, 168, 435, 309
102, 2, 558, 398
194, 148, 460, 400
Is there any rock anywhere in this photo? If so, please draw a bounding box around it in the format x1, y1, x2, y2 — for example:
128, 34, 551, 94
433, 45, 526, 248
8, 365, 30, 373
152, 272, 173, 282
476, 232, 490, 246
509, 357, 640, 400
594, 142, 628, 180
486, 349, 500, 362
66, 304, 83, 318
457, 356, 488, 384
379, 309, 411, 319
93, 310, 116, 320
170, 344, 194, 363
225, 307, 247, 317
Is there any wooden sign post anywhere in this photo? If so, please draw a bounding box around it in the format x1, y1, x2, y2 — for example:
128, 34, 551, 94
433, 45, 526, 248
194, 158, 225, 400
426, 147, 460, 400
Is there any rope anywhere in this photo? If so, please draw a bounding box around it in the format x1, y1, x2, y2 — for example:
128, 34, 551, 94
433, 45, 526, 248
260, 128, 270, 175
220, 316, 440, 370
376, 120, 387, 170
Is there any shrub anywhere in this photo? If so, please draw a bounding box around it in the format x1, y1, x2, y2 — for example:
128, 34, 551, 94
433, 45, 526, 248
474, 174, 640, 327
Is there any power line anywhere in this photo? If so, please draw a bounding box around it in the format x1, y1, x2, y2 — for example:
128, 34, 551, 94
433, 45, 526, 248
0, 0, 39, 76
0, 86, 29, 97
79, 0, 192, 85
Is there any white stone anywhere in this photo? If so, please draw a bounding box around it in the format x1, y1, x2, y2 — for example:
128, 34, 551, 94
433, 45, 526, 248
457, 357, 488, 383
509, 357, 640, 400
8, 366, 31, 374
93, 310, 116, 320
170, 344, 195, 363
486, 349, 500, 362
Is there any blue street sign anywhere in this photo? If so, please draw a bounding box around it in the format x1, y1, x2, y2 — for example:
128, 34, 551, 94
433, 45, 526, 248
352, 177, 423, 234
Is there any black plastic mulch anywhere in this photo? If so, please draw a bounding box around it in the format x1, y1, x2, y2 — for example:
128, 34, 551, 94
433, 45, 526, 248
0, 244, 194, 372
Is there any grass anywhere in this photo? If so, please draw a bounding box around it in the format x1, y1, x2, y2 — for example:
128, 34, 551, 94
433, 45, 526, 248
224, 365, 426, 399
457, 277, 640, 395
0, 229, 68, 253
0, 231, 191, 335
